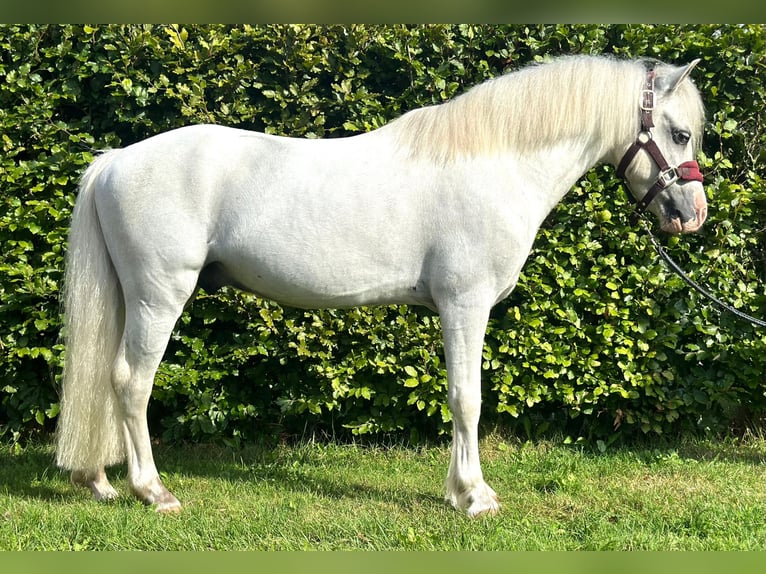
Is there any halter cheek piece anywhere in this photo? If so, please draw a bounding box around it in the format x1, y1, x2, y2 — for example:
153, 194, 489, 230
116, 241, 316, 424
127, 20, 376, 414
616, 69, 704, 224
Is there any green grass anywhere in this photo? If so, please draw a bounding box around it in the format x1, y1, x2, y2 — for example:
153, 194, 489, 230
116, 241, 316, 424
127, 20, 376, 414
1, 432, 764, 550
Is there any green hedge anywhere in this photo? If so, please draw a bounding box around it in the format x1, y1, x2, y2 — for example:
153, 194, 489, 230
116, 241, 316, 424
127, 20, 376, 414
2, 24, 765, 445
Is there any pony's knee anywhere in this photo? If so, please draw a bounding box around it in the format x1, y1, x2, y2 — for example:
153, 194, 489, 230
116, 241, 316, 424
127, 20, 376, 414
448, 392, 482, 426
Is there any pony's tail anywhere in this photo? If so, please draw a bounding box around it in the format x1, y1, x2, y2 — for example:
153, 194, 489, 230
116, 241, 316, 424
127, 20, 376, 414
55, 150, 126, 474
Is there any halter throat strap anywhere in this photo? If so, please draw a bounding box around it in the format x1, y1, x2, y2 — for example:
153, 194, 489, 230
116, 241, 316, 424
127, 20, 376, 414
616, 68, 703, 222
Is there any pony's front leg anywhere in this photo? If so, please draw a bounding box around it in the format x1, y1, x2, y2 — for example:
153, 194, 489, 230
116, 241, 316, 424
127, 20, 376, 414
440, 300, 500, 517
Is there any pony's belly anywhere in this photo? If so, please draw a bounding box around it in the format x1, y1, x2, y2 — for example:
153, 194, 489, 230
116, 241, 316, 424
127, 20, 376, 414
238, 274, 430, 310
210, 255, 432, 310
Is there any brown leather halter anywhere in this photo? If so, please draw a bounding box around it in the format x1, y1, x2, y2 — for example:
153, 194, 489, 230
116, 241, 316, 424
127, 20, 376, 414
628, 68, 766, 329
616, 69, 703, 224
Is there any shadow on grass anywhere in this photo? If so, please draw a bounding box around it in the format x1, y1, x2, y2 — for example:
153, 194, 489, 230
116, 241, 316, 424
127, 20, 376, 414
0, 445, 78, 502
155, 441, 448, 511
0, 440, 446, 513
1, 432, 763, 511
497, 427, 766, 467
596, 436, 766, 466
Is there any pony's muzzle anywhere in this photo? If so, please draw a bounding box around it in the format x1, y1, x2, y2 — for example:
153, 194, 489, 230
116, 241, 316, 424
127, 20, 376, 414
660, 187, 707, 234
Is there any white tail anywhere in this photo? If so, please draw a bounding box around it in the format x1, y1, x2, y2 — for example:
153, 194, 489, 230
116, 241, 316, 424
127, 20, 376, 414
55, 151, 127, 474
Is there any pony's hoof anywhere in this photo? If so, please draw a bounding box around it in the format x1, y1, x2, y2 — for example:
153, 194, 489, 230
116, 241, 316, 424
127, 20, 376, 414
446, 481, 501, 517
93, 484, 120, 502
155, 499, 182, 513
150, 488, 182, 513
71, 469, 120, 502
466, 494, 500, 518
130, 477, 181, 512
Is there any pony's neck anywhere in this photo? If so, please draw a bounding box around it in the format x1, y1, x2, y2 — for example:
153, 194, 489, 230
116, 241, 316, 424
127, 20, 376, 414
512, 137, 611, 221
391, 55, 642, 167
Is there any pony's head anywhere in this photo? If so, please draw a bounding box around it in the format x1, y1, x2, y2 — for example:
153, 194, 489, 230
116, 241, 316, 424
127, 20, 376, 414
617, 59, 707, 234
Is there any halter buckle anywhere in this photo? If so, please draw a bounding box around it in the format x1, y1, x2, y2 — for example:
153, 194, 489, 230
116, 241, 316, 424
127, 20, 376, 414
641, 89, 655, 111
658, 167, 679, 188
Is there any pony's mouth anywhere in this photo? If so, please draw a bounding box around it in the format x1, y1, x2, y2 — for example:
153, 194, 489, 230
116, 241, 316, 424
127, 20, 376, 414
660, 189, 707, 234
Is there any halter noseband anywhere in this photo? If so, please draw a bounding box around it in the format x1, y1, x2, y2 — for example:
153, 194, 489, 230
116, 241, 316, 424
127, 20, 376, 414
616, 69, 703, 223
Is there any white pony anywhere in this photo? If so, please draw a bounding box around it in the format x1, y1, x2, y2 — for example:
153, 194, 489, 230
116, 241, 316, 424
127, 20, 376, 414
56, 55, 706, 516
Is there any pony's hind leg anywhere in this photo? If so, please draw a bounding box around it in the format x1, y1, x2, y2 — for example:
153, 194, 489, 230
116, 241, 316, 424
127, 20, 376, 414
111, 272, 199, 513
71, 468, 119, 501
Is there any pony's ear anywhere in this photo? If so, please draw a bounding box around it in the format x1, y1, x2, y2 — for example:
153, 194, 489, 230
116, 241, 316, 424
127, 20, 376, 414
657, 59, 701, 94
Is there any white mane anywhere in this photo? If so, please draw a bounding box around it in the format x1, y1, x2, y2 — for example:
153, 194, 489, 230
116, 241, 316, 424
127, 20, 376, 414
387, 55, 703, 164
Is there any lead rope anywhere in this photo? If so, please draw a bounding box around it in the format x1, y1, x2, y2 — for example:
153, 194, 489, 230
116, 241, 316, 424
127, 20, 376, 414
639, 217, 766, 328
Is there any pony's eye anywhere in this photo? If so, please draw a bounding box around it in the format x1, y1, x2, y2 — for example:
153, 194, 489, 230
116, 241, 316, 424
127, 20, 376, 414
672, 129, 691, 145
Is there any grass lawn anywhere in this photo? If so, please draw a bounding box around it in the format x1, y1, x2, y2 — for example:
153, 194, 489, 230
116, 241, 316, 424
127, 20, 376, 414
1, 432, 764, 550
